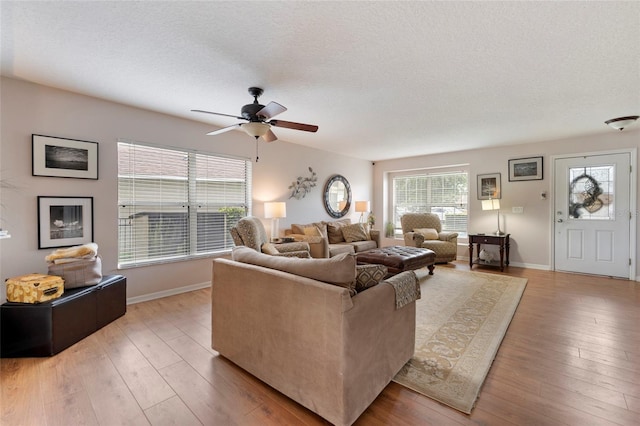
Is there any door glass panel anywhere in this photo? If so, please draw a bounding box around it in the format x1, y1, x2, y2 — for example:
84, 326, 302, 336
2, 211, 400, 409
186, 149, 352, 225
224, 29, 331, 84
568, 165, 614, 220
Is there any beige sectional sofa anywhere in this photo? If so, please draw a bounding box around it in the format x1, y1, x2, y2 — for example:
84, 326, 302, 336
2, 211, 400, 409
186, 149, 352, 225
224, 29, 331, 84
285, 219, 380, 258
211, 247, 418, 426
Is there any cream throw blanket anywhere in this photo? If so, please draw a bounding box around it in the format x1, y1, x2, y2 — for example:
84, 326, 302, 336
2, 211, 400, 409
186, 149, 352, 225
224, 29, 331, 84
45, 243, 98, 264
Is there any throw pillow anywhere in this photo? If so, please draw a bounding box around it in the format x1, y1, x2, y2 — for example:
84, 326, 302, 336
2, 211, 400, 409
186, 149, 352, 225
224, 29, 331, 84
261, 243, 280, 255
232, 247, 357, 295
355, 264, 388, 292
303, 226, 322, 237
414, 227, 439, 240
341, 223, 369, 243
326, 219, 351, 244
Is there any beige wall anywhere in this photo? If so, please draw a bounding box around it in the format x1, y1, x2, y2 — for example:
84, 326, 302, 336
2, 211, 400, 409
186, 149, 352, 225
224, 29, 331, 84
373, 130, 639, 277
0, 77, 373, 302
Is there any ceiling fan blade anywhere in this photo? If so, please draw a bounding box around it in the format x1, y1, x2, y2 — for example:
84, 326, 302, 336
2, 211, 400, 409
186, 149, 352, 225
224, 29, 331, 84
206, 124, 241, 136
264, 129, 278, 142
256, 101, 287, 120
191, 109, 244, 120
269, 119, 318, 133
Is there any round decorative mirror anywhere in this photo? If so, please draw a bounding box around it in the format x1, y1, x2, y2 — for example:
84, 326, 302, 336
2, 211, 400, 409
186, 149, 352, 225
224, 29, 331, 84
323, 174, 352, 218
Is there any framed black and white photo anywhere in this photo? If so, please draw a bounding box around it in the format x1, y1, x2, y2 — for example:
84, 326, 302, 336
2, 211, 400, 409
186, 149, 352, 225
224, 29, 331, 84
508, 156, 543, 181
477, 173, 501, 200
38, 196, 94, 249
32, 134, 99, 179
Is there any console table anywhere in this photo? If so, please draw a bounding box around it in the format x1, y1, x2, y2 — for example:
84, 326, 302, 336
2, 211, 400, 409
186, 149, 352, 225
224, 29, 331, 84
468, 234, 510, 272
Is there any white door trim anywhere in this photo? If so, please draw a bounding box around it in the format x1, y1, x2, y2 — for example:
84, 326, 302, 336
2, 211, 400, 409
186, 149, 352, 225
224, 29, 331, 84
550, 147, 637, 280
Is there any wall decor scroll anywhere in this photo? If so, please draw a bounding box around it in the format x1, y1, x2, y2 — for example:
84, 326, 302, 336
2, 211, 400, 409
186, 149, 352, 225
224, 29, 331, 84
288, 167, 317, 199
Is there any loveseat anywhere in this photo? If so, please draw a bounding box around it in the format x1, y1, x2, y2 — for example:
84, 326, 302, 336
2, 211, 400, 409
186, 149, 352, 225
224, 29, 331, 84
211, 247, 418, 426
285, 219, 380, 258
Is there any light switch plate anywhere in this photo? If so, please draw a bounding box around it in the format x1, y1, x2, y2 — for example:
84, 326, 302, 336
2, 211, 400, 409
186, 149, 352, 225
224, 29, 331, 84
512, 206, 524, 214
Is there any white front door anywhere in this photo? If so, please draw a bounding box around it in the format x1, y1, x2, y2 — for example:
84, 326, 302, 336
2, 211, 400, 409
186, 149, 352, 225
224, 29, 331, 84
554, 152, 632, 278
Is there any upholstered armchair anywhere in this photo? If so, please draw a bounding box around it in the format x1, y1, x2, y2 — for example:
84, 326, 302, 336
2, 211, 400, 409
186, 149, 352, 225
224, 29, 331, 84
230, 217, 311, 258
400, 213, 458, 263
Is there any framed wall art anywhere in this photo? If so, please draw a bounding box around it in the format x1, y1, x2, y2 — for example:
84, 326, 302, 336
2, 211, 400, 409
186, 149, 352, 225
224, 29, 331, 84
38, 196, 94, 249
508, 156, 543, 181
477, 173, 501, 200
32, 134, 99, 179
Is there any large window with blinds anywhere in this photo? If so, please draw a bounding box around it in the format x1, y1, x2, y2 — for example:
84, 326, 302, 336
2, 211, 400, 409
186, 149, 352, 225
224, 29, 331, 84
117, 141, 251, 267
390, 169, 468, 237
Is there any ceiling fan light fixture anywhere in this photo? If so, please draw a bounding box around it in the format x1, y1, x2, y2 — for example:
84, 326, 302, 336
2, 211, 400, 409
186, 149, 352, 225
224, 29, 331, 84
241, 122, 271, 138
604, 115, 639, 131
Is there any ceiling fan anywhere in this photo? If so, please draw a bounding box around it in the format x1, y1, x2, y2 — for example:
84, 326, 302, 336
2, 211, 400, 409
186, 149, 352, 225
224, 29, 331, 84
191, 87, 318, 142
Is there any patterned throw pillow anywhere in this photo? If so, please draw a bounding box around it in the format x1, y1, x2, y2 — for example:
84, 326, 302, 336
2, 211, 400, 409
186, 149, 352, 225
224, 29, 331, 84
355, 264, 388, 292
341, 223, 370, 243
414, 227, 439, 240
326, 219, 351, 244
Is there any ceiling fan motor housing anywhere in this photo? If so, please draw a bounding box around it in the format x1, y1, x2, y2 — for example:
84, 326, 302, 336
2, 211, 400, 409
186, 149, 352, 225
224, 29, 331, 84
241, 102, 266, 121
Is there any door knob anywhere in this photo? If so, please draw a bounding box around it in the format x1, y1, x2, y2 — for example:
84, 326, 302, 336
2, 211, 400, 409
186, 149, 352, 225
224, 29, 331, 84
557, 219, 563, 223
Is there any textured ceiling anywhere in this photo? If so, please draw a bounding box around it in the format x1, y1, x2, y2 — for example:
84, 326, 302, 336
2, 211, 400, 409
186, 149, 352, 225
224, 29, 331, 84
1, 1, 639, 161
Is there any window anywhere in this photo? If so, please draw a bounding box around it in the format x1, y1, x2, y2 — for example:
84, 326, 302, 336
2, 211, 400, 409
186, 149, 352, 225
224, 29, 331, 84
117, 141, 251, 267
390, 169, 468, 237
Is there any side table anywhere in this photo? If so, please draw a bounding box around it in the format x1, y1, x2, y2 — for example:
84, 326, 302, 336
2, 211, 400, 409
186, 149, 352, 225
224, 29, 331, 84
468, 234, 510, 272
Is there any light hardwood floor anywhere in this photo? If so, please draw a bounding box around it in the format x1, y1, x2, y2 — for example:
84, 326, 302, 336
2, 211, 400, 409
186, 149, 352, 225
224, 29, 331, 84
1, 262, 639, 425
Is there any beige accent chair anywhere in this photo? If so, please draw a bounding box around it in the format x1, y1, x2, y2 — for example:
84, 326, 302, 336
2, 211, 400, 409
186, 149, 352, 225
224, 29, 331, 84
401, 213, 458, 263
230, 216, 311, 258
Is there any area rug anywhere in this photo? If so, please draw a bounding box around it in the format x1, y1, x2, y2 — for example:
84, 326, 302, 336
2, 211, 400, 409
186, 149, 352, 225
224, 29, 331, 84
393, 267, 527, 414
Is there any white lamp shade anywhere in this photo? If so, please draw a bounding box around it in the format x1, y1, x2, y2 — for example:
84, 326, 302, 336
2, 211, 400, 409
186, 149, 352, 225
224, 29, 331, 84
242, 122, 271, 138
482, 199, 500, 211
264, 201, 286, 218
355, 201, 370, 213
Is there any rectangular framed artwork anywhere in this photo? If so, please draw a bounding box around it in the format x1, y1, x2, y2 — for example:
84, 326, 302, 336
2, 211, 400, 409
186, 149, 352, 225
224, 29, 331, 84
508, 156, 543, 181
477, 173, 501, 200
32, 134, 99, 179
38, 196, 94, 249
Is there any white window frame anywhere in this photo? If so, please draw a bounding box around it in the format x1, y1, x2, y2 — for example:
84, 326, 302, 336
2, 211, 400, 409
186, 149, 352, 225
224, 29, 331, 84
388, 166, 469, 238
117, 140, 252, 268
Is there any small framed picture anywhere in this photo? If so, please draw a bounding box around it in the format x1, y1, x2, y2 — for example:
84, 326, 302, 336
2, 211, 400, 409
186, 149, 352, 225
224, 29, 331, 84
477, 173, 501, 200
38, 196, 94, 249
32, 134, 99, 179
508, 156, 543, 181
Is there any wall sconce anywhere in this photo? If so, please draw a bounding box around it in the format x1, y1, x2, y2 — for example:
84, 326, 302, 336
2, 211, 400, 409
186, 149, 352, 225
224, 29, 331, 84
264, 201, 286, 240
605, 116, 639, 131
355, 201, 370, 223
482, 198, 504, 236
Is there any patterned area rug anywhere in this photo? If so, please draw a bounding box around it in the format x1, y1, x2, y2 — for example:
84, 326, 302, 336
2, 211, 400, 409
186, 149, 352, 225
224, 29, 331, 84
393, 267, 527, 414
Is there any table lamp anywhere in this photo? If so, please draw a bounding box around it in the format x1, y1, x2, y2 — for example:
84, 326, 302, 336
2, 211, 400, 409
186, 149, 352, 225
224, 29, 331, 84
264, 201, 286, 240
482, 198, 504, 235
355, 201, 370, 223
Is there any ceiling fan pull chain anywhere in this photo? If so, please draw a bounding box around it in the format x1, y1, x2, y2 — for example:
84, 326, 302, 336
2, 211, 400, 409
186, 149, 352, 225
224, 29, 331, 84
255, 137, 259, 162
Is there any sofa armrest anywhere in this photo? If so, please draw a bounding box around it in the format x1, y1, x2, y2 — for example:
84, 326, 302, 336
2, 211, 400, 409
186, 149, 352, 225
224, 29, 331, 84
369, 229, 381, 248
286, 233, 329, 258
403, 232, 424, 247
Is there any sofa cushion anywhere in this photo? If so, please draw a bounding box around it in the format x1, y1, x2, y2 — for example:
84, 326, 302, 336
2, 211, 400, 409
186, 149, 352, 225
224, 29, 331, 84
414, 227, 439, 240
341, 223, 370, 243
292, 222, 328, 239
261, 243, 280, 255
355, 264, 387, 292
326, 219, 351, 244
232, 246, 357, 295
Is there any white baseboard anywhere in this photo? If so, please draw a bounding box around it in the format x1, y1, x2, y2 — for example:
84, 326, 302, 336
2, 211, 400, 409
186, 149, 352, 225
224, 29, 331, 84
127, 281, 211, 305
457, 256, 550, 271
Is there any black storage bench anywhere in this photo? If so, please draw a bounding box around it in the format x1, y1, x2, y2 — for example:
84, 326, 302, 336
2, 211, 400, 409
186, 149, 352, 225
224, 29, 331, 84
1, 274, 126, 357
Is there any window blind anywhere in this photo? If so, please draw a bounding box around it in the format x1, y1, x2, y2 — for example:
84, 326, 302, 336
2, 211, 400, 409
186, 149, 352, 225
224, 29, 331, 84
391, 170, 468, 236
117, 141, 251, 267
